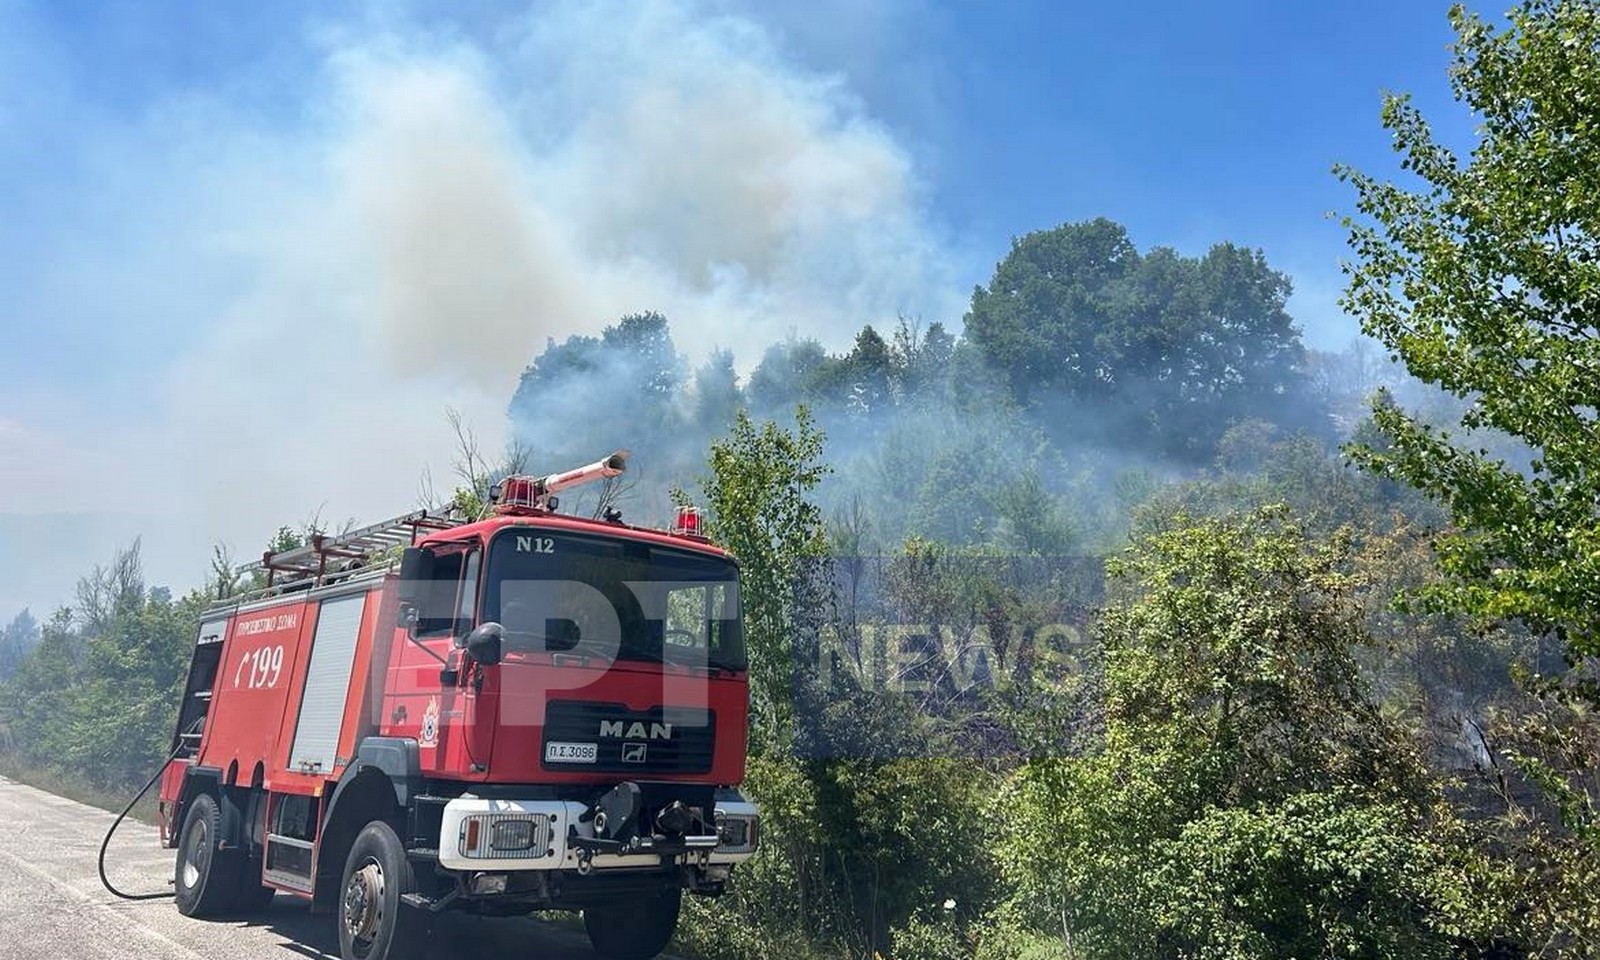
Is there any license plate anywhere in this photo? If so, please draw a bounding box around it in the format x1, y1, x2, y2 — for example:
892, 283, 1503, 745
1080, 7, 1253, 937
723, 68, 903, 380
545, 741, 597, 764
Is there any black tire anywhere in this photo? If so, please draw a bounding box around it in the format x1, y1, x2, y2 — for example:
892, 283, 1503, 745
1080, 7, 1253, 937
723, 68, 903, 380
584, 888, 681, 960
174, 793, 241, 918
337, 821, 423, 960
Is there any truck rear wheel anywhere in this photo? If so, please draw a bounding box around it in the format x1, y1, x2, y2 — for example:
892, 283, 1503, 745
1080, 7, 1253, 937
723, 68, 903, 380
337, 821, 422, 960
174, 793, 241, 917
584, 888, 681, 960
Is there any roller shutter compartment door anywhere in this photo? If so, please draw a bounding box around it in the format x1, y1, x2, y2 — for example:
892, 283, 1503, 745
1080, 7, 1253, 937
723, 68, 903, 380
289, 594, 367, 773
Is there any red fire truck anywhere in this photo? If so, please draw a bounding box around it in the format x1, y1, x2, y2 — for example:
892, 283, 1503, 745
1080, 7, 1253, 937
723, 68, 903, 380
156, 453, 758, 960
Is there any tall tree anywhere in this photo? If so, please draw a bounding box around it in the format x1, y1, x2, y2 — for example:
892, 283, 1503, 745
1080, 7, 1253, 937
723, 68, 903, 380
0, 609, 38, 681
746, 337, 832, 413
840, 325, 892, 414
965, 219, 1319, 461
1339, 0, 1600, 653
888, 318, 956, 399
507, 311, 684, 479
965, 218, 1138, 407
690, 348, 742, 432
693, 407, 830, 741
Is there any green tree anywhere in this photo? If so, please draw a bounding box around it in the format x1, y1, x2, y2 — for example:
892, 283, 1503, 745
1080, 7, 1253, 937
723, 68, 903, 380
991, 467, 1074, 555
63, 587, 203, 785
0, 609, 81, 762
0, 608, 38, 680
0, 543, 202, 789
888, 318, 956, 400
746, 338, 832, 413
684, 410, 1002, 960
1339, 0, 1600, 652
691, 348, 743, 433
840, 324, 892, 414
507, 312, 684, 472
964, 219, 1321, 461
1002, 509, 1498, 959
693, 407, 830, 740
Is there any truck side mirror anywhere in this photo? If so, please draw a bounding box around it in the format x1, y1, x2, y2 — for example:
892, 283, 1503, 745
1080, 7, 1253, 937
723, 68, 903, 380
463, 622, 504, 667
397, 547, 433, 602
396, 547, 434, 628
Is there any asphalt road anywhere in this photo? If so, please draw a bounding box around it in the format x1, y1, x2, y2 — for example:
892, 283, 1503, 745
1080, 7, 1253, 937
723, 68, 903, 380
0, 776, 679, 960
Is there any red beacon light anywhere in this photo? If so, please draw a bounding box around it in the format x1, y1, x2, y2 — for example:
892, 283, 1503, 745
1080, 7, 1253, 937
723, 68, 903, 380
496, 476, 540, 512
672, 505, 704, 538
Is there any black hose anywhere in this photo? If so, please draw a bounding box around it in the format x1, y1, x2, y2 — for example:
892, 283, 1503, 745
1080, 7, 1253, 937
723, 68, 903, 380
98, 739, 188, 901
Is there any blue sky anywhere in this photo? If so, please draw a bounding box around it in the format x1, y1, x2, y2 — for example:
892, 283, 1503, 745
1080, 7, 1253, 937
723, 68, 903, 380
0, 0, 1473, 611
774, 0, 1468, 342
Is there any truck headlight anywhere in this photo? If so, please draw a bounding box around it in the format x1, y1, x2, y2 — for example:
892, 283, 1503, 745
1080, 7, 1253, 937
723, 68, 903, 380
491, 819, 535, 851
715, 814, 758, 854
459, 814, 552, 859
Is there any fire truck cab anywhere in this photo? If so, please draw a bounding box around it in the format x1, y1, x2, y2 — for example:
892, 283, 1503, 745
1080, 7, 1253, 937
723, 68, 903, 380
157, 454, 758, 960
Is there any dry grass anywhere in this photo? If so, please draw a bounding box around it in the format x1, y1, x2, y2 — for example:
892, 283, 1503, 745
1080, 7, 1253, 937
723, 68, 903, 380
0, 754, 161, 824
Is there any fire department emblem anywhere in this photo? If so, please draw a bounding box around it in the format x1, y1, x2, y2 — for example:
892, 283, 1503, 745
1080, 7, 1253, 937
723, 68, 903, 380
419, 696, 440, 748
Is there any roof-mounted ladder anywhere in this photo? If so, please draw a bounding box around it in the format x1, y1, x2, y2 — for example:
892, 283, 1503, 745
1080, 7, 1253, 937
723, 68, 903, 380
240, 509, 460, 590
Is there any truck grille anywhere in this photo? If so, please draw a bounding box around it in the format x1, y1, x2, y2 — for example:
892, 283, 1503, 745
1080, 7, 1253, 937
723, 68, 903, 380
542, 701, 716, 774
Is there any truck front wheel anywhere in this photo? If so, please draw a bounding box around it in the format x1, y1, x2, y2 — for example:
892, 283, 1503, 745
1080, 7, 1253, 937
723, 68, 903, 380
174, 793, 241, 917
337, 821, 423, 960
584, 887, 681, 960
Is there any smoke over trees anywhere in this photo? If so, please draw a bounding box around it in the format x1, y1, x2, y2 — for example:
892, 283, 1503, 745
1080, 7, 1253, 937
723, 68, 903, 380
487, 200, 1597, 957
505, 218, 1341, 551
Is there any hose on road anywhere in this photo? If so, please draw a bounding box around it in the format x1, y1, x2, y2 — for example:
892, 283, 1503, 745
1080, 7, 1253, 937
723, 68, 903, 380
98, 739, 188, 901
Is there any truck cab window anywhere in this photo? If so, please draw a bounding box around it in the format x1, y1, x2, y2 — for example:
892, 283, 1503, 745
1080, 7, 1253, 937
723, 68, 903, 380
483, 531, 746, 671
454, 549, 481, 637
416, 547, 480, 638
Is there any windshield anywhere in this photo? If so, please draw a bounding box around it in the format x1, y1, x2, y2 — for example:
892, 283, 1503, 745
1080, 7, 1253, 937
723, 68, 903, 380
482, 529, 746, 672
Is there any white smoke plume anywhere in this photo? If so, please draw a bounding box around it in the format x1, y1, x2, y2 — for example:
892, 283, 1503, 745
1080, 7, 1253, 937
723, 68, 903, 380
0, 0, 961, 613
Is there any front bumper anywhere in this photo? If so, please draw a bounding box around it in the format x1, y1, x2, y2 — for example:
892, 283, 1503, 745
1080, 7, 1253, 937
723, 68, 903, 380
438, 793, 759, 872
